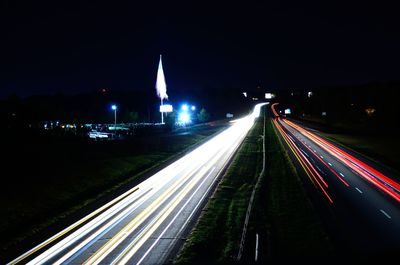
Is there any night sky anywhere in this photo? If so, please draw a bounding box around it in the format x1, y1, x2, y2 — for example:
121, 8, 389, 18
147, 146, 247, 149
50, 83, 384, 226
1, 0, 399, 98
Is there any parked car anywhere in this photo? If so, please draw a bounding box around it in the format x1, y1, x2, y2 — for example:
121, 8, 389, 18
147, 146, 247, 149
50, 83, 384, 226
88, 130, 111, 139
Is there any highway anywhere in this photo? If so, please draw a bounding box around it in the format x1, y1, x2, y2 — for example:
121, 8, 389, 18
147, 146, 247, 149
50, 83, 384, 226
271, 103, 400, 257
8, 103, 266, 265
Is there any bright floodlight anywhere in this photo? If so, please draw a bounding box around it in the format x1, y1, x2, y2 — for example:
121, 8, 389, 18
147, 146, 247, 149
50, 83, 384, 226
181, 104, 189, 111
265, 93, 275, 99
191, 105, 196, 111
111, 105, 117, 110
179, 112, 190, 123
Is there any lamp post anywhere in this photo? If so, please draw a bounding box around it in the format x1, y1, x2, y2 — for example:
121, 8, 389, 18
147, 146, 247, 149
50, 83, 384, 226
111, 104, 117, 137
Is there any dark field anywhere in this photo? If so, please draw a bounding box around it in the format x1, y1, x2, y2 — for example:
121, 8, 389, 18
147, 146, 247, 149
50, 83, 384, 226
289, 116, 400, 173
0, 122, 227, 258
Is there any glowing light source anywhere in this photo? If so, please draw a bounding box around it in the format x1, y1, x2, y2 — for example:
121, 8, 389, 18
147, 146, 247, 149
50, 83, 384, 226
265, 93, 274, 99
191, 105, 196, 111
111, 105, 117, 134
160, 104, 173, 113
155, 55, 168, 101
156, 54, 168, 124
284, 109, 291, 114
181, 104, 189, 111
365, 108, 376, 116
179, 112, 190, 123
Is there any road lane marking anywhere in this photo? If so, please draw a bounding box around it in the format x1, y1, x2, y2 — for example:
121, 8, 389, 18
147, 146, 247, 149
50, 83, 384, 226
273, 119, 333, 203
355, 187, 363, 194
328, 162, 332, 166
339, 173, 345, 178
135, 167, 216, 265
315, 165, 326, 175
8, 186, 139, 265
300, 149, 309, 157
56, 188, 154, 265
380, 209, 391, 219
320, 155, 324, 159
113, 164, 217, 264
313, 149, 317, 153
82, 165, 206, 265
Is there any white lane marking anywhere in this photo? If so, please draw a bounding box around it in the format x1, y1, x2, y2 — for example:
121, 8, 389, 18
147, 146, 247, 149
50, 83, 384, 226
355, 187, 363, 194
339, 173, 345, 178
320, 155, 324, 159
300, 149, 309, 157
315, 165, 326, 175
313, 149, 317, 153
380, 209, 392, 219
328, 162, 332, 166
136, 167, 216, 265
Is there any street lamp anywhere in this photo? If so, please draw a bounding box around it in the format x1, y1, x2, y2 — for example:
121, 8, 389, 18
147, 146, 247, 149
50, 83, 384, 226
111, 104, 117, 135
181, 104, 189, 111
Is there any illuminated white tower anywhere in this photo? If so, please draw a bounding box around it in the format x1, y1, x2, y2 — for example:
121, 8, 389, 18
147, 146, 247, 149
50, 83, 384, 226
156, 54, 168, 124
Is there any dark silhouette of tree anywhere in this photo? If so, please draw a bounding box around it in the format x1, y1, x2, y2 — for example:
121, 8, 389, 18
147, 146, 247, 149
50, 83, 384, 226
197, 108, 210, 123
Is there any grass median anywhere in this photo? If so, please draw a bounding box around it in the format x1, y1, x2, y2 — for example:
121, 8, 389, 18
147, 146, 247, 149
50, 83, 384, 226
249, 118, 334, 262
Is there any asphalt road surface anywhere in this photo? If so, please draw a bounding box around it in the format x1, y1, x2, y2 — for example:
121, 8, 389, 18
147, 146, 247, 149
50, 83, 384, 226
8, 103, 267, 265
272, 103, 400, 258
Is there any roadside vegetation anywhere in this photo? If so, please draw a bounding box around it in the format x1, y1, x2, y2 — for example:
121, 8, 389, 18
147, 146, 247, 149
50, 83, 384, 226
290, 116, 400, 173
0, 123, 226, 259
319, 132, 400, 172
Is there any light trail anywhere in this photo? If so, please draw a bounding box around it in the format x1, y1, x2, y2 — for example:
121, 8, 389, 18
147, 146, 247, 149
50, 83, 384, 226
8, 103, 267, 265
271, 103, 400, 255
273, 118, 334, 203
271, 103, 400, 203
282, 119, 400, 202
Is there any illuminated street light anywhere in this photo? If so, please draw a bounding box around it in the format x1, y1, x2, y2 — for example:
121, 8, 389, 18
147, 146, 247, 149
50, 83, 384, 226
191, 105, 196, 111
179, 112, 190, 123
111, 105, 117, 134
181, 104, 189, 111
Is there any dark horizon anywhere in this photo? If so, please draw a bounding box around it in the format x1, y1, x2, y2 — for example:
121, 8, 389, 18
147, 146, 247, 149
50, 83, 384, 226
1, 0, 399, 99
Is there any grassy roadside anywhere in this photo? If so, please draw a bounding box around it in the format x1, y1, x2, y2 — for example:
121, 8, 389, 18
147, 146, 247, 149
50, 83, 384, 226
245, 118, 334, 262
320, 132, 400, 172
175, 118, 264, 264
292, 117, 400, 172
0, 125, 225, 258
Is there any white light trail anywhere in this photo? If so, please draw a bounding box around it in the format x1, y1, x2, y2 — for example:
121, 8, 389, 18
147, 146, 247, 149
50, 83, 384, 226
9, 103, 267, 265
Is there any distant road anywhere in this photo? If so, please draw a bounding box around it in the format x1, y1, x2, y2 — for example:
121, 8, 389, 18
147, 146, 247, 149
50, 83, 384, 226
271, 103, 400, 257
8, 103, 267, 265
